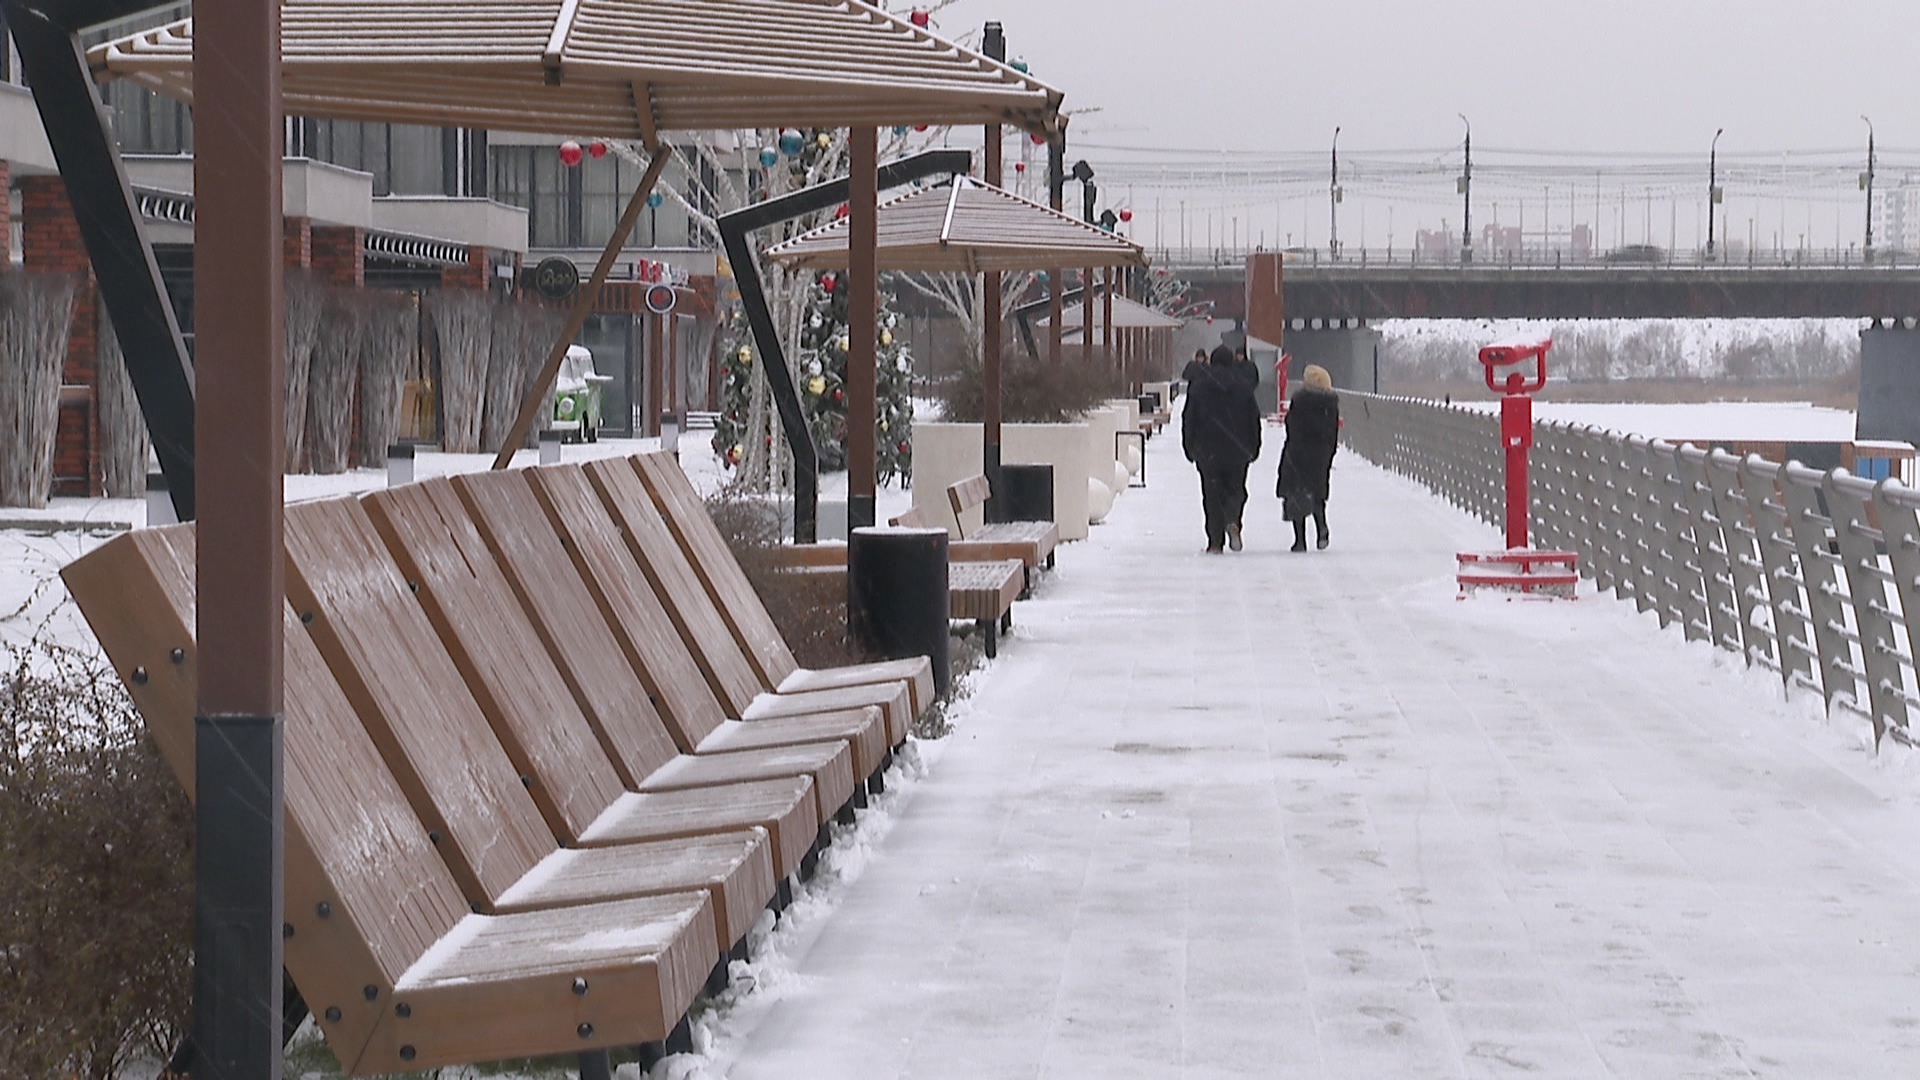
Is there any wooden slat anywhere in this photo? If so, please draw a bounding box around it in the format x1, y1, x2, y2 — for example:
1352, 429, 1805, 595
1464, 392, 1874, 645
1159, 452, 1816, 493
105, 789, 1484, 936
629, 452, 798, 686
580, 784, 816, 882
495, 832, 773, 951
284, 497, 558, 905
361, 480, 629, 843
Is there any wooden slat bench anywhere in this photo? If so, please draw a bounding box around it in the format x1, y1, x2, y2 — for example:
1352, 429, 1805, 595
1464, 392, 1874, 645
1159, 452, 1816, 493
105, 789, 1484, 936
946, 474, 1059, 573
63, 528, 720, 1076
303, 489, 847, 888
631, 451, 937, 719
583, 459, 918, 746
770, 539, 1025, 659
447, 468, 889, 810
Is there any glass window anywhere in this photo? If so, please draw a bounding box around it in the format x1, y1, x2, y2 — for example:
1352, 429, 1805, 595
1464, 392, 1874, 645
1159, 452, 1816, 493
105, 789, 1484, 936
387, 124, 447, 196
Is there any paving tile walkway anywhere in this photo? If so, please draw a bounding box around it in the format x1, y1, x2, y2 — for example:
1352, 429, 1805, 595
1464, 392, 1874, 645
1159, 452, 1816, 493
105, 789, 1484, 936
717, 418, 1920, 1079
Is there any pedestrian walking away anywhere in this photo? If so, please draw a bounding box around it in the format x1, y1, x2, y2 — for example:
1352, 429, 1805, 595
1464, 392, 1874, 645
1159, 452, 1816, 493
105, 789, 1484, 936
1182, 344, 1262, 553
1228, 346, 1260, 544
1277, 364, 1340, 552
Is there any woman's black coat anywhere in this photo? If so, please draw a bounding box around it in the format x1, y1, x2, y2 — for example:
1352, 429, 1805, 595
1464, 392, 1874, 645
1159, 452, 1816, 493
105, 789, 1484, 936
1277, 386, 1339, 506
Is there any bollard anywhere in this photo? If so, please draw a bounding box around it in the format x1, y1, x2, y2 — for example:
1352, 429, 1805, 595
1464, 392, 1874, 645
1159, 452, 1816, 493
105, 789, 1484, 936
145, 470, 176, 527
539, 429, 562, 465
848, 526, 950, 699
386, 443, 415, 487
661, 411, 680, 453
999, 463, 1055, 523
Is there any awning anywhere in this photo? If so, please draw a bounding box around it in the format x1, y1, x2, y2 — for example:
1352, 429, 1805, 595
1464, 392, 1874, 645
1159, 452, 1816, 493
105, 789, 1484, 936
761, 175, 1143, 273
88, 0, 1064, 137
1040, 293, 1184, 334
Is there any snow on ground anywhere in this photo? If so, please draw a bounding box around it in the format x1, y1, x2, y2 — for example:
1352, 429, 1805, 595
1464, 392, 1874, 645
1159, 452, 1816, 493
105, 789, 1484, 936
1457, 399, 1859, 442
673, 411, 1920, 1079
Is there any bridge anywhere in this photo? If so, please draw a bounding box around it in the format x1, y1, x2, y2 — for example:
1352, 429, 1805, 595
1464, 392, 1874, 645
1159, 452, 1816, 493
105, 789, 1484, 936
1178, 255, 1920, 324
714, 401, 1920, 1077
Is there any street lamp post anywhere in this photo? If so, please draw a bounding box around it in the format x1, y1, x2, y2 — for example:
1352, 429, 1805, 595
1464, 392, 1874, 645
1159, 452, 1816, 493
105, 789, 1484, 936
1707, 128, 1723, 263
1330, 125, 1342, 261
1862, 115, 1877, 266
1458, 114, 1473, 265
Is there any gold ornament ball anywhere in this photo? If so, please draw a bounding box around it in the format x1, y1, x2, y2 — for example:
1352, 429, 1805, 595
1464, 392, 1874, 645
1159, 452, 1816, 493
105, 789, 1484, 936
736, 346, 752, 364
807, 376, 827, 395
879, 330, 893, 347
816, 132, 832, 149
835, 336, 850, 353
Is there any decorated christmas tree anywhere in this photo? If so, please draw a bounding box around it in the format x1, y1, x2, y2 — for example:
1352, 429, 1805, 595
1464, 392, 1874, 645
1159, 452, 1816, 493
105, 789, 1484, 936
714, 268, 914, 484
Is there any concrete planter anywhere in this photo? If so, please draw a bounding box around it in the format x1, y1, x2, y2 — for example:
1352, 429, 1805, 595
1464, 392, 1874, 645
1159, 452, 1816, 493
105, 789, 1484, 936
913, 421, 1092, 541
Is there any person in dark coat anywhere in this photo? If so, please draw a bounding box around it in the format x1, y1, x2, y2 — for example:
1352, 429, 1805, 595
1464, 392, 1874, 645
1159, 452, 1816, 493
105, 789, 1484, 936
1277, 363, 1340, 551
1182, 344, 1262, 553
1232, 345, 1260, 391
1181, 347, 1209, 384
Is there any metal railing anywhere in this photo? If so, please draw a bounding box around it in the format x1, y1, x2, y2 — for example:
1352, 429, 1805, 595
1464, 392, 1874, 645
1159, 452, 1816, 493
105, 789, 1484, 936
1343, 393, 1920, 749
1154, 246, 1920, 274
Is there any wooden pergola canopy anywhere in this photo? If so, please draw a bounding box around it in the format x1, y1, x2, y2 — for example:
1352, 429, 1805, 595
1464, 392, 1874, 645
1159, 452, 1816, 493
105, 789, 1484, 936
1041, 294, 1183, 334
762, 176, 1145, 273
88, 0, 1064, 137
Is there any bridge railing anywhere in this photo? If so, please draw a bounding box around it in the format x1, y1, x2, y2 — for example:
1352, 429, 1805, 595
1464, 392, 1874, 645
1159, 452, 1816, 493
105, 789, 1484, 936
1343, 393, 1920, 750
1154, 246, 1920, 273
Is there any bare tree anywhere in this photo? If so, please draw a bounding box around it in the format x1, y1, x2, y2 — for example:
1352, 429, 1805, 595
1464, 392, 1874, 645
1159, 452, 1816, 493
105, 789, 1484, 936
95, 298, 149, 499
357, 291, 415, 465
0, 274, 77, 508
430, 289, 493, 453
484, 299, 565, 451
304, 287, 362, 474
283, 269, 325, 471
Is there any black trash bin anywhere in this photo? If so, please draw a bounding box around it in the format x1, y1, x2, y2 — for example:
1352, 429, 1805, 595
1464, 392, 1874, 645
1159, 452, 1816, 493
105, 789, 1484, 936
848, 526, 951, 699
998, 463, 1055, 524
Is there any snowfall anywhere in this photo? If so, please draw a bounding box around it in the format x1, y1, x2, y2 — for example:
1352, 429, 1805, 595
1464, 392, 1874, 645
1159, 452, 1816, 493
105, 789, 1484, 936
13, 401, 1920, 1078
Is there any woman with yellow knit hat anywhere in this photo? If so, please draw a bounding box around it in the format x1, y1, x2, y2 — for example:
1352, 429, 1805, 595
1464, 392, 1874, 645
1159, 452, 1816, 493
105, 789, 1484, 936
1276, 364, 1340, 551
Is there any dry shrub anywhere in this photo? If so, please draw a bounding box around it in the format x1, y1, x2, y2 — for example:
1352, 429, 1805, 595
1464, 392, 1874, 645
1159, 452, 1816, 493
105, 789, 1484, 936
96, 300, 149, 499
429, 290, 494, 453
303, 288, 363, 474
357, 291, 415, 465
284, 270, 325, 471
703, 489, 862, 671
0, 639, 193, 1078
0, 273, 78, 508
936, 349, 1123, 424
485, 301, 564, 452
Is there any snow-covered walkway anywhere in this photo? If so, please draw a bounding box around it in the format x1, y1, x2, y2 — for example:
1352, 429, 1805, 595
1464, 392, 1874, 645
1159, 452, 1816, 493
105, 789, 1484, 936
708, 415, 1920, 1078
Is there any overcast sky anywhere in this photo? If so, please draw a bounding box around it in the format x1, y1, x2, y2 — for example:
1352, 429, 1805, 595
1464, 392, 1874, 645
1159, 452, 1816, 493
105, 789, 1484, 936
937, 0, 1918, 156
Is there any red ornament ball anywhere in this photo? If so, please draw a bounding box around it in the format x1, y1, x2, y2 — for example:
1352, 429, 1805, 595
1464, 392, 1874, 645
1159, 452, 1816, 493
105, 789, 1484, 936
1014, 161, 1027, 174
834, 204, 850, 220
909, 8, 930, 27
820, 273, 838, 292
1030, 131, 1047, 146
1119, 208, 1134, 223
914, 124, 929, 133
897, 441, 910, 454
558, 140, 584, 167
588, 140, 608, 159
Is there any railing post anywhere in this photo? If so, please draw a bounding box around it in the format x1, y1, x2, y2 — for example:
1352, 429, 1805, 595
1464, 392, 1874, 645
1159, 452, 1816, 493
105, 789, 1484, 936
1645, 442, 1699, 634
1827, 473, 1905, 741
1706, 451, 1774, 669
1780, 469, 1853, 711
1875, 480, 1920, 736
1675, 446, 1740, 651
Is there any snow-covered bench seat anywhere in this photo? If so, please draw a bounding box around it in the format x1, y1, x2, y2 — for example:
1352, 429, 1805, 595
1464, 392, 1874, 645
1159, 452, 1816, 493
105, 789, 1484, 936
946, 474, 1060, 572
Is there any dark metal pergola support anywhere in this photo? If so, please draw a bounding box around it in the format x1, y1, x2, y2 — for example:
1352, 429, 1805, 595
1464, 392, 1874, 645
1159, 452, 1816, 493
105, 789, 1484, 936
716, 148, 970, 543
5, 0, 198, 520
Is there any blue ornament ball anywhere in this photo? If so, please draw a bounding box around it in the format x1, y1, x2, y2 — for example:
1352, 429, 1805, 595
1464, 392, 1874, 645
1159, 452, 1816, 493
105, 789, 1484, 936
646, 191, 664, 209
779, 129, 804, 156
759, 147, 779, 168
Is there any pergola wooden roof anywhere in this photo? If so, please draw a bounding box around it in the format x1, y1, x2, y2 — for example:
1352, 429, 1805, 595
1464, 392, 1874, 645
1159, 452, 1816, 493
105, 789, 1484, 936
87, 0, 1064, 137
1042, 294, 1184, 334
761, 176, 1144, 273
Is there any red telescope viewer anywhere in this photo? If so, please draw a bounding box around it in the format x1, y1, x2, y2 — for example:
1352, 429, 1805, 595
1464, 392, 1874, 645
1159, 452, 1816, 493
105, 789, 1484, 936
1478, 333, 1551, 396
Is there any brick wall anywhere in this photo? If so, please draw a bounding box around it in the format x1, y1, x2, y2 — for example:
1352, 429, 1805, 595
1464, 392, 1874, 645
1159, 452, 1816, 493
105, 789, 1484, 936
285, 215, 312, 269
441, 244, 491, 290
21, 176, 101, 496
311, 225, 363, 286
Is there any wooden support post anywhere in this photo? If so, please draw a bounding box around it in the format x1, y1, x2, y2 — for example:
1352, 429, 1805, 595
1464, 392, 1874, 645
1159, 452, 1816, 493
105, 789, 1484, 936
193, 0, 286, 1071
646, 312, 664, 437
494, 146, 669, 468
1082, 268, 1094, 365
847, 127, 879, 529
1047, 130, 1065, 366
982, 22, 1006, 521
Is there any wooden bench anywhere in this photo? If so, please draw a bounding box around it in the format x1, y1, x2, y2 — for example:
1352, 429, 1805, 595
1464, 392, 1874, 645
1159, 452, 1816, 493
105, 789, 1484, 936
602, 457, 921, 743
767, 539, 1026, 659
64, 527, 725, 1076
946, 474, 1059, 573
631, 451, 937, 718
286, 495, 840, 941
447, 469, 889, 806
